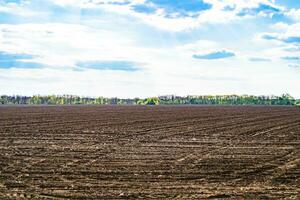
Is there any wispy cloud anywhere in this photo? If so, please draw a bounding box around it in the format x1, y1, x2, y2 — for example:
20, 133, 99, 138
193, 50, 235, 60
133, 0, 212, 18
0, 0, 39, 16
132, 4, 156, 14
260, 23, 300, 45
281, 56, 300, 61
0, 61, 43, 69
283, 37, 300, 44
285, 8, 300, 21
236, 3, 282, 17
288, 64, 300, 68
0, 51, 44, 69
0, 23, 146, 69
76, 60, 141, 71
0, 51, 34, 60
249, 57, 271, 62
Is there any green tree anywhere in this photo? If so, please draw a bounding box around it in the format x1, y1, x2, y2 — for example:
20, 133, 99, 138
145, 97, 159, 105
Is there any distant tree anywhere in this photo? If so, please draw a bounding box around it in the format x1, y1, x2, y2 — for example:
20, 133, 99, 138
283, 94, 295, 105
30, 95, 42, 104
0, 94, 297, 106
95, 97, 104, 104
136, 97, 159, 105
136, 99, 145, 105
0, 96, 4, 104
145, 97, 159, 105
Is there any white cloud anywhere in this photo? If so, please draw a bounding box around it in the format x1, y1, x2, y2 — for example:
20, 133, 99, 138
0, 23, 146, 68
121, 0, 282, 31
177, 40, 238, 60
259, 23, 300, 44
0, 0, 41, 16
286, 8, 300, 21
46, 0, 283, 31
285, 23, 300, 37
178, 40, 218, 53
270, 22, 289, 31
0, 0, 285, 32
2, 58, 299, 98
0, 67, 155, 98
253, 23, 300, 66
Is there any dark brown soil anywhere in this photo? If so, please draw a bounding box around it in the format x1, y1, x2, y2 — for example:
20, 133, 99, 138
0, 105, 299, 199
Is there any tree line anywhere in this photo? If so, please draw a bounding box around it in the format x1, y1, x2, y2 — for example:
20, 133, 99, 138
0, 94, 299, 106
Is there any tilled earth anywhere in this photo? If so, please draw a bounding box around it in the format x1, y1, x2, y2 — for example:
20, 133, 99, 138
0, 105, 299, 199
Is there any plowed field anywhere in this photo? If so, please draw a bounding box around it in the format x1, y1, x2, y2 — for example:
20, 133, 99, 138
0, 106, 299, 199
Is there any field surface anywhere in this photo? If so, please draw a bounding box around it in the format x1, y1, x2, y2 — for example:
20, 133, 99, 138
0, 105, 299, 199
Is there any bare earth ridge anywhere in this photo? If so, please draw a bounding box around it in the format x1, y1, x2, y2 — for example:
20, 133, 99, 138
0, 105, 299, 199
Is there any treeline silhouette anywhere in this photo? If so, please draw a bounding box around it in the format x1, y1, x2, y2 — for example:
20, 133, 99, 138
1, 94, 299, 105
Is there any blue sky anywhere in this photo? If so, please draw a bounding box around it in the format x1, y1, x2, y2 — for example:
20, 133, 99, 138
0, 0, 299, 98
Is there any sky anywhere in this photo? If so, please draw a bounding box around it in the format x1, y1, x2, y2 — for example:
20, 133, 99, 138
0, 0, 299, 98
